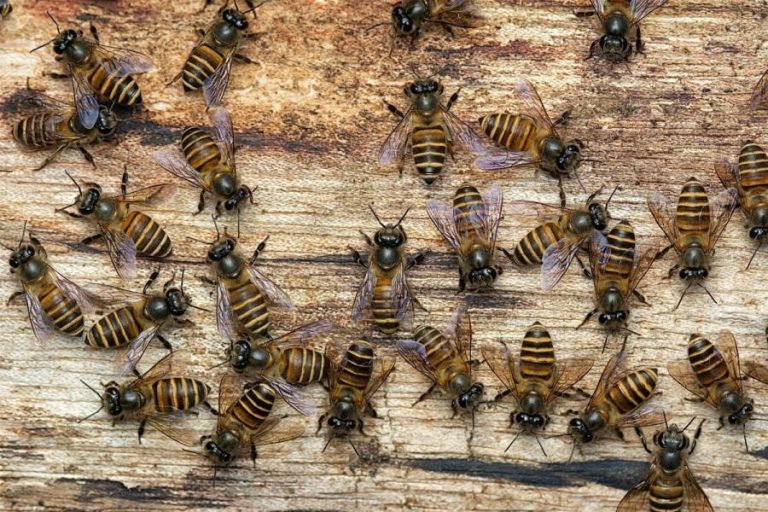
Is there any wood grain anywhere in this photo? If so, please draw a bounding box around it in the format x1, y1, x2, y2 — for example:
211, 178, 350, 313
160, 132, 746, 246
1, 0, 768, 510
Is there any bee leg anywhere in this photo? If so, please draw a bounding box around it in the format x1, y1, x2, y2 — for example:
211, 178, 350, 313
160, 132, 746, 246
198, 275, 216, 286
250, 442, 258, 467
44, 72, 70, 80
553, 110, 571, 127
234, 54, 255, 64
683, 396, 706, 403
576, 255, 592, 279
635, 25, 644, 54
508, 412, 515, 428
133, 368, 142, 379
360, 230, 374, 247
121, 167, 129, 198
89, 22, 100, 43
689, 419, 705, 455
365, 402, 378, 419
632, 289, 650, 305
586, 39, 600, 61
407, 251, 426, 269
80, 233, 104, 245
457, 270, 466, 294
202, 401, 219, 416
214, 202, 223, 219
635, 427, 652, 453
615, 428, 627, 442
666, 264, 680, 280
349, 246, 367, 267
249, 235, 270, 265
156, 334, 173, 352
358, 420, 366, 435
142, 268, 160, 294
717, 416, 725, 430
654, 244, 674, 262
572, 8, 595, 17
577, 308, 597, 329
413, 383, 437, 406
6, 291, 24, 305
166, 70, 183, 87
193, 191, 206, 215
446, 89, 461, 111
557, 177, 566, 209
491, 389, 511, 403
316, 413, 327, 434
33, 144, 70, 171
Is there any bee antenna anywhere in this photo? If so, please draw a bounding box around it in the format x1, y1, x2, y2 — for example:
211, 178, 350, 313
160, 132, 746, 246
47, 11, 61, 33
571, 167, 587, 194
673, 281, 693, 311
604, 184, 621, 216
504, 432, 520, 453
365, 21, 389, 32
622, 327, 641, 338
680, 415, 695, 432
30, 37, 57, 53
243, 0, 270, 15
78, 379, 104, 422
17, 220, 28, 249
567, 438, 577, 464
321, 436, 333, 453
369, 204, 385, 228
395, 208, 410, 228
186, 236, 213, 245
207, 358, 231, 370
746, 242, 762, 270
348, 437, 361, 458
601, 331, 610, 353
180, 267, 186, 290
534, 435, 548, 457
409, 64, 423, 80
697, 283, 718, 304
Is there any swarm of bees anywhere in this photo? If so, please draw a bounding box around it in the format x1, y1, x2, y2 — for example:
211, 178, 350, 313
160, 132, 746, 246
5, 1, 768, 509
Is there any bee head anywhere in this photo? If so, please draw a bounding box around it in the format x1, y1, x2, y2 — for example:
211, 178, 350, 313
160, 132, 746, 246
407, 79, 441, 96
514, 412, 547, 429
587, 202, 608, 230
329, 398, 358, 433
224, 185, 253, 212
103, 385, 123, 416
52, 29, 77, 55
9, 244, 35, 269
223, 8, 249, 30
568, 417, 593, 443
96, 107, 118, 138
727, 399, 753, 425
207, 236, 237, 262
556, 143, 582, 173
230, 339, 252, 371
466, 265, 500, 289
391, 5, 416, 35
598, 34, 631, 61
371, 206, 408, 247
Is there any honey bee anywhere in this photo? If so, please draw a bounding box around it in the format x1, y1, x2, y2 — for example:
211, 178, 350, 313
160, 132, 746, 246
579, 221, 656, 351
6, 223, 93, 342
617, 416, 713, 512
501, 186, 616, 290
80, 351, 215, 444
568, 346, 662, 452
579, 0, 670, 62
319, 339, 395, 452
153, 106, 254, 216
474, 79, 583, 204
396, 305, 484, 418
750, 68, 768, 110
379, 77, 490, 184
482, 322, 593, 454
668, 332, 754, 450
350, 206, 424, 335
715, 141, 768, 268
426, 182, 503, 292
31, 14, 153, 130
385, 1, 482, 52
0, 0, 12, 20
56, 168, 173, 281
648, 177, 737, 309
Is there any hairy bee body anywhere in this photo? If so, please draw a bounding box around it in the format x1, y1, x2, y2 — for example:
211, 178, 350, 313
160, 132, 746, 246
81, 55, 142, 106
336, 341, 374, 392
181, 127, 222, 175
182, 44, 226, 92
648, 472, 685, 511
509, 219, 566, 266
519, 322, 555, 380
603, 221, 636, 280
230, 382, 276, 431
226, 276, 270, 337
687, 335, 738, 405
676, 178, 711, 243
120, 211, 172, 258
479, 113, 539, 153
12, 111, 107, 149
34, 280, 84, 336
603, 368, 659, 415
370, 274, 399, 334
85, 304, 143, 348
152, 377, 211, 413
413, 325, 464, 385
737, 141, 768, 193
412, 112, 448, 184
279, 348, 328, 386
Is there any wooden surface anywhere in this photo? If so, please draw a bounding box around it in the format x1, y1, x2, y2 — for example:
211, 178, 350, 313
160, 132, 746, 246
1, 0, 768, 510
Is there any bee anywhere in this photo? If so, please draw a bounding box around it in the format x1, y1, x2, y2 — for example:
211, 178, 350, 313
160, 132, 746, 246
31, 14, 153, 130
386, 1, 482, 51
579, 221, 656, 351
617, 416, 713, 512
568, 346, 663, 452
482, 322, 594, 454
153, 106, 254, 216
378, 77, 490, 184
579, 0, 670, 62
648, 177, 737, 309
667, 332, 754, 450
12, 89, 117, 171
501, 186, 616, 290
715, 141, 768, 268
426, 182, 503, 292
56, 168, 173, 281
396, 305, 484, 418
318, 339, 395, 452
6, 223, 93, 342
750, 68, 768, 110
1, 1, 12, 21
202, 373, 307, 466
80, 351, 215, 444
474, 79, 583, 204
350, 206, 424, 335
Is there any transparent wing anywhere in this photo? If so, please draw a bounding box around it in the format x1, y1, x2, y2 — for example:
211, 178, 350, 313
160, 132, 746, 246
473, 148, 535, 171
588, 349, 627, 409
203, 49, 235, 107
515, 79, 556, 134
143, 411, 209, 448
750, 69, 768, 110
541, 236, 582, 291
589, 0, 606, 20
425, 198, 462, 251
550, 358, 594, 398
589, 230, 611, 296
364, 354, 396, 401
249, 415, 305, 448
716, 330, 743, 393
247, 266, 293, 310
481, 341, 521, 400
708, 188, 738, 251
668, 360, 711, 406
630, 0, 670, 25
210, 106, 235, 173
744, 360, 768, 386
443, 107, 493, 156
378, 109, 413, 166
680, 463, 714, 512
648, 191, 678, 247
615, 403, 665, 429
216, 279, 240, 342
447, 303, 471, 363
81, 283, 145, 308
264, 377, 315, 416
117, 324, 161, 376
714, 158, 742, 209
391, 261, 414, 327
396, 339, 439, 383
483, 182, 504, 247
70, 70, 99, 130
215, 373, 241, 434
152, 149, 208, 191
132, 350, 181, 385
350, 264, 376, 325
271, 319, 332, 347
101, 225, 137, 280
110, 184, 176, 208
505, 201, 569, 222
628, 246, 657, 297
616, 469, 653, 512
22, 284, 55, 343
92, 44, 154, 75
51, 269, 97, 311
431, 0, 483, 26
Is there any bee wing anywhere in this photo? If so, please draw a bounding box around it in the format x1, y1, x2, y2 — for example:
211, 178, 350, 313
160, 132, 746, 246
716, 330, 744, 392
130, 350, 182, 385
616, 465, 653, 512
667, 360, 712, 406
247, 265, 293, 310
549, 358, 594, 399
615, 403, 666, 429
505, 201, 568, 221
378, 108, 413, 166
81, 283, 145, 308
744, 360, 768, 386
541, 236, 583, 291
92, 44, 154, 75
589, 0, 606, 19
396, 339, 439, 383
483, 182, 504, 248
474, 148, 535, 171
425, 198, 462, 252
50, 268, 98, 311
202, 48, 235, 108
714, 158, 741, 201
680, 462, 714, 512
588, 348, 628, 409
647, 192, 679, 248
271, 319, 332, 347
707, 188, 738, 251
143, 410, 211, 448
431, 0, 483, 23
324, 339, 346, 388
351, 263, 376, 325
101, 225, 137, 281
109, 184, 176, 207
264, 377, 315, 416
210, 106, 236, 173
217, 373, 241, 422
70, 69, 100, 130
446, 303, 472, 363
750, 68, 768, 110
21, 283, 55, 343
391, 261, 415, 327
515, 79, 557, 135
589, 230, 611, 296
442, 107, 493, 156
481, 341, 521, 399
628, 246, 657, 297
364, 354, 396, 401
117, 324, 161, 376
249, 415, 306, 447
216, 279, 240, 343
629, 0, 670, 25
152, 149, 208, 191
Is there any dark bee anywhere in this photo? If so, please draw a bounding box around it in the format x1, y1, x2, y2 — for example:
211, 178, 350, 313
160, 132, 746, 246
0, 0, 12, 19
386, 1, 481, 52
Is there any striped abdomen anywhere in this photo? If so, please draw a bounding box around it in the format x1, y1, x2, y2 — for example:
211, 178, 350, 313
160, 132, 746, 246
603, 221, 636, 279
85, 60, 142, 106
412, 116, 447, 184
738, 141, 768, 193
231, 382, 276, 430
37, 282, 84, 336
336, 340, 374, 392
120, 211, 172, 258
12, 113, 67, 148
453, 185, 486, 241
675, 178, 710, 236
182, 43, 225, 92
181, 127, 221, 175
649, 474, 684, 512
414, 325, 459, 372
1, 2, 12, 18
510, 221, 565, 265
605, 368, 659, 415
152, 378, 211, 413
371, 274, 398, 334
85, 306, 141, 348
687, 334, 729, 388
227, 281, 269, 337
279, 348, 328, 386
479, 114, 537, 152
519, 322, 555, 381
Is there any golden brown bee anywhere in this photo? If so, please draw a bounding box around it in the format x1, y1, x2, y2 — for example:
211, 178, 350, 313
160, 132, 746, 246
579, 0, 670, 62
153, 106, 254, 216
715, 141, 768, 268
579, 221, 656, 351
475, 79, 583, 204
80, 351, 215, 444
56, 168, 173, 281
617, 416, 713, 512
379, 78, 490, 184
749, 68, 768, 110
426, 182, 503, 292
648, 177, 737, 309
385, 1, 482, 52
0, 0, 12, 20
319, 339, 395, 452
32, 14, 153, 130
350, 207, 424, 335
482, 322, 593, 454
668, 332, 754, 449
6, 223, 92, 342
397, 305, 484, 418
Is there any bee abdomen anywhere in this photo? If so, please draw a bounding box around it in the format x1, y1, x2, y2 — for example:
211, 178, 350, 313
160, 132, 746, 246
232, 382, 276, 430
738, 141, 768, 191
338, 340, 374, 391
605, 368, 658, 415
649, 476, 684, 512
280, 348, 328, 386
121, 211, 172, 258
479, 113, 536, 152
604, 222, 636, 278
181, 127, 221, 175
520, 321, 555, 380
372, 276, 399, 334
687, 334, 729, 387
1, 2, 12, 17
182, 44, 224, 92
411, 123, 447, 184
12, 113, 60, 148
227, 281, 269, 337
676, 178, 710, 234
152, 378, 211, 413
453, 185, 485, 239
88, 62, 142, 106
85, 306, 141, 348
38, 283, 84, 336
510, 222, 565, 265
414, 325, 455, 370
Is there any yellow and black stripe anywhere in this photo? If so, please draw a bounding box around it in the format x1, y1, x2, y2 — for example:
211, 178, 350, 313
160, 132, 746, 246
479, 113, 537, 152
687, 334, 729, 387
603, 221, 636, 279
231, 382, 275, 430
12, 113, 63, 148
1, 1, 12, 18
371, 274, 399, 334
181, 127, 221, 174
738, 141, 768, 192
86, 61, 142, 106
675, 178, 710, 236
605, 368, 658, 414
227, 281, 269, 337
509, 221, 565, 266
412, 116, 448, 184
182, 44, 224, 92
519, 321, 555, 381
414, 325, 457, 372
120, 211, 172, 258
337, 341, 374, 391
453, 185, 486, 241
85, 306, 140, 348
649, 475, 684, 512
152, 377, 211, 413
38, 284, 84, 336
279, 348, 328, 386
